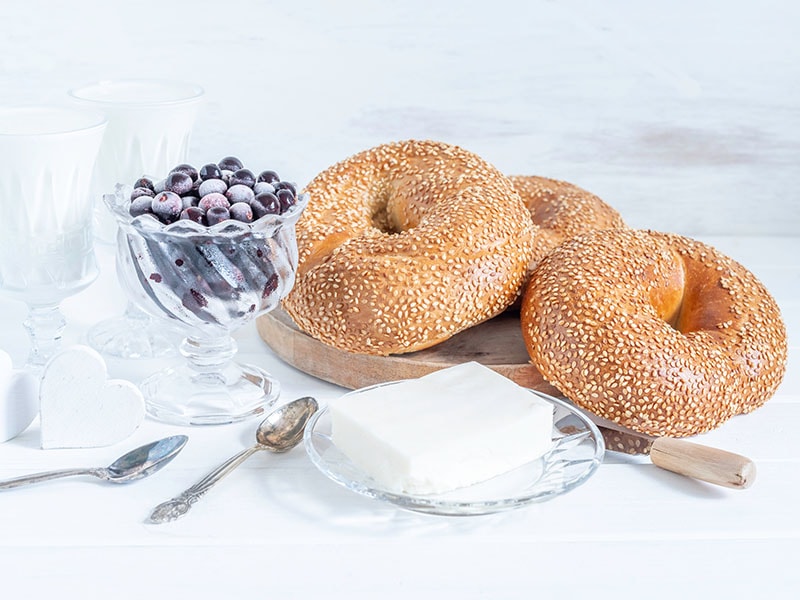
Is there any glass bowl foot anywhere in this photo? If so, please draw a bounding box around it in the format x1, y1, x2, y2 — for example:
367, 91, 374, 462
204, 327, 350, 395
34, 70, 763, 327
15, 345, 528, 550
140, 361, 280, 425
87, 315, 177, 359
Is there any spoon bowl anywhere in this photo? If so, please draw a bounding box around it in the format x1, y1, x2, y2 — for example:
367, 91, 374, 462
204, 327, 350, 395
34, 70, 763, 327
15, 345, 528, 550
256, 396, 319, 452
105, 435, 189, 482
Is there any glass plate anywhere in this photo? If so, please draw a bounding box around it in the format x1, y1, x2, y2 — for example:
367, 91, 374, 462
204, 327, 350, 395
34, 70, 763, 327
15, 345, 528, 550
303, 386, 605, 516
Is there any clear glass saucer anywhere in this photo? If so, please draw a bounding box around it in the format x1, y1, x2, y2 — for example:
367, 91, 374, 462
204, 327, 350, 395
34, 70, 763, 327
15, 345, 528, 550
304, 388, 605, 516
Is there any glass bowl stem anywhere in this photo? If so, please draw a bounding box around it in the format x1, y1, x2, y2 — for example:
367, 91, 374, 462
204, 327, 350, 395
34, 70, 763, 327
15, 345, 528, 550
179, 334, 238, 376
22, 303, 67, 369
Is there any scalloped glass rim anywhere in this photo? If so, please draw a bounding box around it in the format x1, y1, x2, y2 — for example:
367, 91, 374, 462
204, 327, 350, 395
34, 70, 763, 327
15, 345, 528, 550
68, 79, 205, 108
304, 386, 605, 516
104, 184, 309, 239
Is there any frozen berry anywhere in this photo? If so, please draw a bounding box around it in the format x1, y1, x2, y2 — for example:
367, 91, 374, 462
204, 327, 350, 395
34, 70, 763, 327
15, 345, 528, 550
230, 168, 255, 188
198, 192, 230, 211
134, 177, 155, 191
253, 181, 275, 195
274, 181, 297, 196
130, 187, 155, 201
129, 196, 154, 217
198, 178, 227, 197
226, 184, 255, 204
199, 163, 222, 180
180, 206, 206, 224
257, 170, 280, 184
251, 192, 280, 218
165, 171, 194, 195
151, 191, 183, 223
153, 178, 167, 193
181, 195, 199, 209
182, 288, 208, 311
206, 206, 230, 225
276, 188, 296, 213
262, 272, 279, 298
218, 156, 243, 172
170, 163, 199, 182
229, 202, 253, 223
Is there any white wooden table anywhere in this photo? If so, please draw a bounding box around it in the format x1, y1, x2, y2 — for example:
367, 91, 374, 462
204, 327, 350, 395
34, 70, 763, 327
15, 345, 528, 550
0, 1, 797, 597
0, 237, 797, 597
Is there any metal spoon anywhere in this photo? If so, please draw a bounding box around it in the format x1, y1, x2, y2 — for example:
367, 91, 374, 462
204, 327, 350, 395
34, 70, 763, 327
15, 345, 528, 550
148, 396, 318, 524
0, 435, 188, 491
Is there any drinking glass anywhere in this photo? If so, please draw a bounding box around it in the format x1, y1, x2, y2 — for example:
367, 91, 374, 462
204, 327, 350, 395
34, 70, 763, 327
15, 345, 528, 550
69, 79, 204, 359
106, 187, 308, 425
0, 106, 107, 368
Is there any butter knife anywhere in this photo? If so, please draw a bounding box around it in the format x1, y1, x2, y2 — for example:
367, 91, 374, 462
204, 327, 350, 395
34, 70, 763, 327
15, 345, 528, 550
535, 390, 755, 489
598, 424, 755, 489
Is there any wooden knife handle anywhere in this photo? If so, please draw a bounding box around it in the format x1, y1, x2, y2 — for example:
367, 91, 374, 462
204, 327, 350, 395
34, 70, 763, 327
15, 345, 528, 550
650, 437, 756, 489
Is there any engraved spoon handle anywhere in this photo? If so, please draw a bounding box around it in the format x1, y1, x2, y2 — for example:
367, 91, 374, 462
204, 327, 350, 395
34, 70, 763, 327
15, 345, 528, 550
149, 445, 262, 523
0, 468, 105, 490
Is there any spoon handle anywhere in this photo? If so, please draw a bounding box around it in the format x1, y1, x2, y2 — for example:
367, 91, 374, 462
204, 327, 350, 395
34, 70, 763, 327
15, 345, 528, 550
0, 468, 104, 490
149, 445, 262, 523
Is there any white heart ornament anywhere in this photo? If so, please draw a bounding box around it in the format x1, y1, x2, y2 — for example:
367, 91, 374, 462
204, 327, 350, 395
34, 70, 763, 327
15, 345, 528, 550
40, 346, 145, 449
0, 350, 38, 443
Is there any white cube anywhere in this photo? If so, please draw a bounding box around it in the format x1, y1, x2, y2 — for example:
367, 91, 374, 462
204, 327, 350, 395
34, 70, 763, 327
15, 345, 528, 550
329, 362, 554, 494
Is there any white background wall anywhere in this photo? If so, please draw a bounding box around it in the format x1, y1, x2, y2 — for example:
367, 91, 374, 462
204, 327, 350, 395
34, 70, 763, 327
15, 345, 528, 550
1, 0, 797, 235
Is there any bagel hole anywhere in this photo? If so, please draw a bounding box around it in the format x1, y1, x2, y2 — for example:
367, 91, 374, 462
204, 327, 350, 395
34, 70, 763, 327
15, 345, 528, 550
672, 258, 734, 336
665, 305, 684, 332
649, 248, 688, 332
369, 192, 408, 234
371, 205, 402, 234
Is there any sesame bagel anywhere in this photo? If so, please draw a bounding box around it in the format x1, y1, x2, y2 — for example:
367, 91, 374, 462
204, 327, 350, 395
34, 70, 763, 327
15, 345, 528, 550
509, 175, 627, 268
521, 228, 787, 437
282, 140, 535, 355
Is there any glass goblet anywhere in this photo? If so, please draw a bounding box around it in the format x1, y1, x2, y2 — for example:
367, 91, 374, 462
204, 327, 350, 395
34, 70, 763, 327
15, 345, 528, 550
106, 187, 308, 425
69, 79, 204, 359
0, 106, 107, 368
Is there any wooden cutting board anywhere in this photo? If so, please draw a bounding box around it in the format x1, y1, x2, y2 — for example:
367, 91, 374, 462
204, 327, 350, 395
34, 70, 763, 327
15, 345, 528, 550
256, 309, 559, 394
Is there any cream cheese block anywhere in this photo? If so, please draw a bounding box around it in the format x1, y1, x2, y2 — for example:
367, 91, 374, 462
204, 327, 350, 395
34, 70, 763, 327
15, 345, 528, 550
329, 362, 554, 495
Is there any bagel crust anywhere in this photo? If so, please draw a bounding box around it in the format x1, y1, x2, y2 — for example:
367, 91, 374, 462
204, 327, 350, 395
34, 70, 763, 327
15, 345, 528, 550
509, 175, 627, 268
521, 229, 787, 437
283, 140, 536, 355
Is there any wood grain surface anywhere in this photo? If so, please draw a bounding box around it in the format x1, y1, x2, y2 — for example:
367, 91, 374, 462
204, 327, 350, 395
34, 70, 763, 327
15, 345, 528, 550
257, 309, 559, 393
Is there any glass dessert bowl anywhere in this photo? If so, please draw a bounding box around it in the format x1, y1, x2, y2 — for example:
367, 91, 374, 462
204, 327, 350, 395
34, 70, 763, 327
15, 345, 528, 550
106, 185, 308, 425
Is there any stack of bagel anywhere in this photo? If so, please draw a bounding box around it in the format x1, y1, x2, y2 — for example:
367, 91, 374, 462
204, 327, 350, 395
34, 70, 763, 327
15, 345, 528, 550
281, 139, 787, 438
